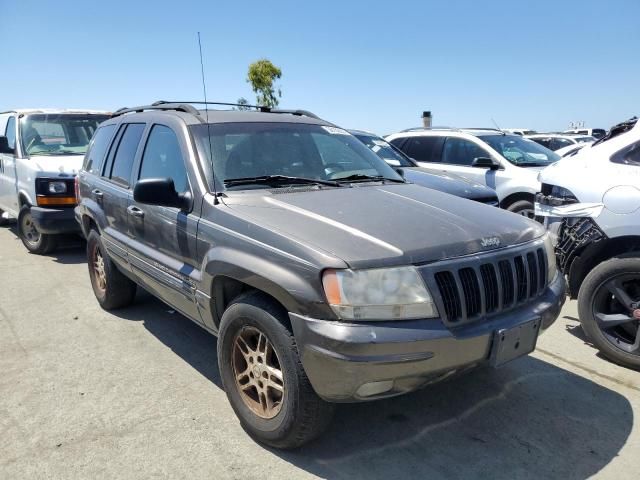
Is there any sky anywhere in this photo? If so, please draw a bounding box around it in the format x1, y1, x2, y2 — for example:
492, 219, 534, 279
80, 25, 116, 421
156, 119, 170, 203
1, 0, 638, 135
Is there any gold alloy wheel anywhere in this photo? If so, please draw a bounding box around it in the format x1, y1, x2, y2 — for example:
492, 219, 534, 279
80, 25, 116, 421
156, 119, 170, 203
93, 247, 107, 292
232, 326, 285, 419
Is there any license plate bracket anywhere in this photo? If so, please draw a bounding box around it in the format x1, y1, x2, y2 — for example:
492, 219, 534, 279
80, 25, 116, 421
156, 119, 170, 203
490, 318, 541, 367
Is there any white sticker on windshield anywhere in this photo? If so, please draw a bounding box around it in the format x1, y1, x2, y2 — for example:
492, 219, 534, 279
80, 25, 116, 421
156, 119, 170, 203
384, 159, 401, 166
372, 145, 382, 153
372, 139, 387, 146
322, 126, 350, 135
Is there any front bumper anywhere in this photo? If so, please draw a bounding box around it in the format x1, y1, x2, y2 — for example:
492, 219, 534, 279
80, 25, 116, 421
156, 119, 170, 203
31, 206, 80, 234
290, 273, 566, 402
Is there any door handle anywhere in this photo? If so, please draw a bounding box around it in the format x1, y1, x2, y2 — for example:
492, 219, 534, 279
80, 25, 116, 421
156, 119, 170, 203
127, 205, 145, 218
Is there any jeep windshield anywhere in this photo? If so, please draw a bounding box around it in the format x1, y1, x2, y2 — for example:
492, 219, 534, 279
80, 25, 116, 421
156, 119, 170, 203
482, 134, 560, 167
20, 114, 109, 156
191, 122, 404, 191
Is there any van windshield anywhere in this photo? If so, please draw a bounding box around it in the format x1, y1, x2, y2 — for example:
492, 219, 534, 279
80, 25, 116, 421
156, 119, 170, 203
191, 122, 404, 191
20, 114, 109, 156
482, 134, 560, 166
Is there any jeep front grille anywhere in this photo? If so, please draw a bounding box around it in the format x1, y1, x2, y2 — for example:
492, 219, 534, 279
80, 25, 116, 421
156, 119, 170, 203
430, 246, 547, 325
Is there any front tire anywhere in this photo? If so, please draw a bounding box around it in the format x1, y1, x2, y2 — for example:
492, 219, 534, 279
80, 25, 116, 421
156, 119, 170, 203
506, 199, 536, 219
87, 229, 137, 310
217, 292, 334, 449
18, 205, 57, 254
578, 257, 640, 370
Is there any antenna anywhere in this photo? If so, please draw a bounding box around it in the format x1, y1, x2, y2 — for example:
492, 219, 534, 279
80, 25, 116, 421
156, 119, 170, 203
197, 32, 219, 204
491, 118, 504, 133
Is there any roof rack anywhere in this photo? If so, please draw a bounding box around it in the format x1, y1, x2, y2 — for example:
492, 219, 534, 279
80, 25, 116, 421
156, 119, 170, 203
400, 126, 458, 133
111, 101, 322, 120
459, 127, 504, 132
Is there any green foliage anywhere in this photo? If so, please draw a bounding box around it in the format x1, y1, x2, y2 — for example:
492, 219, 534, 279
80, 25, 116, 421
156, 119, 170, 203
247, 59, 282, 108
235, 97, 251, 111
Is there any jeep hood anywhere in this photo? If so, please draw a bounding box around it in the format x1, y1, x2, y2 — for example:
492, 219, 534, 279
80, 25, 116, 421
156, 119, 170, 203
30, 154, 84, 176
223, 184, 544, 269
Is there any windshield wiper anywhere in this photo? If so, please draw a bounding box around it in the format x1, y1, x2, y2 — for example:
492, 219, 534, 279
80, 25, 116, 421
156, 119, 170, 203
333, 174, 405, 183
224, 175, 341, 188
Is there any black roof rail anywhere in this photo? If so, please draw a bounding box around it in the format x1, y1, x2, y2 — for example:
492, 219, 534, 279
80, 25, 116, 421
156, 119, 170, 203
111, 101, 322, 120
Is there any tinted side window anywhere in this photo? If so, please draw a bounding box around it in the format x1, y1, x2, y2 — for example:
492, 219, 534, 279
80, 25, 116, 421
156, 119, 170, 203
109, 124, 145, 187
5, 116, 16, 150
388, 137, 406, 149
404, 137, 442, 162
83, 124, 116, 174
611, 141, 640, 166
531, 137, 551, 149
442, 138, 487, 165
139, 125, 188, 193
551, 138, 573, 150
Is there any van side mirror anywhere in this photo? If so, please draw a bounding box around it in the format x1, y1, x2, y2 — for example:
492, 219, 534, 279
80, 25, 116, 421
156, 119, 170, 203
133, 178, 187, 209
0, 136, 14, 155
472, 157, 500, 170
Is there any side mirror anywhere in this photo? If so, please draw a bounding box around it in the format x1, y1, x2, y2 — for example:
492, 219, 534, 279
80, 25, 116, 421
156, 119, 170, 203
0, 136, 14, 155
394, 167, 405, 178
133, 178, 187, 209
472, 157, 500, 170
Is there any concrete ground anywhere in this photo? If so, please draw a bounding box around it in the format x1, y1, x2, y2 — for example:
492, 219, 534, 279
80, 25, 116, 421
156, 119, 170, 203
0, 225, 639, 480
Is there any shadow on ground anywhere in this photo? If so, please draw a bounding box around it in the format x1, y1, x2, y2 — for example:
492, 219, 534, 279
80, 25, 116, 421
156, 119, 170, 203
5, 224, 86, 264
111, 292, 634, 480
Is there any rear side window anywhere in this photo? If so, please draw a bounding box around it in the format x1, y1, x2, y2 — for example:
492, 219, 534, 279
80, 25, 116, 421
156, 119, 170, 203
531, 137, 551, 149
442, 137, 488, 165
403, 136, 443, 162
611, 141, 640, 166
138, 125, 188, 194
109, 123, 145, 187
83, 124, 116, 174
5, 116, 16, 150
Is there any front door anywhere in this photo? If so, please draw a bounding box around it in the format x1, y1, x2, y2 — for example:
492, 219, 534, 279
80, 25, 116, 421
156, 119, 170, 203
437, 137, 500, 190
126, 123, 202, 323
0, 116, 19, 216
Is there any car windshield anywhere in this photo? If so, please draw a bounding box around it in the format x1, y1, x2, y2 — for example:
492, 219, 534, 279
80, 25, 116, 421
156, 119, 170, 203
20, 114, 109, 156
191, 122, 404, 190
482, 134, 560, 166
353, 134, 414, 167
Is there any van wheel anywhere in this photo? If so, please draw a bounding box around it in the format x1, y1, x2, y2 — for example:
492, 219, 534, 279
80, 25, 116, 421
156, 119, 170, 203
87, 229, 137, 310
217, 292, 335, 449
578, 258, 640, 370
18, 206, 57, 254
506, 199, 536, 219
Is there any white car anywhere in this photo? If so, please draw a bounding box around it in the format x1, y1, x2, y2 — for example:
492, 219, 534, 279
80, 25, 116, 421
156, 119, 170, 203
0, 109, 110, 253
385, 128, 560, 218
502, 128, 537, 136
526, 133, 595, 151
535, 116, 640, 369
555, 143, 589, 158
563, 127, 606, 139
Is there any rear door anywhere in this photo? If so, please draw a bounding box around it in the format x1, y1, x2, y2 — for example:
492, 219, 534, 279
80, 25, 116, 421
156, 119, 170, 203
401, 136, 444, 166
0, 115, 19, 215
127, 123, 202, 323
93, 122, 147, 271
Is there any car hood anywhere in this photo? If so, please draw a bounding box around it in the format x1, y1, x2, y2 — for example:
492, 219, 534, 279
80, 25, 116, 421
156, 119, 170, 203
404, 167, 497, 200
223, 183, 543, 269
29, 155, 84, 175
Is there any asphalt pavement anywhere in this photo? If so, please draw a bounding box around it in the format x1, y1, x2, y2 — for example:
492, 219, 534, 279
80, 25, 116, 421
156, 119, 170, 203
1, 225, 639, 480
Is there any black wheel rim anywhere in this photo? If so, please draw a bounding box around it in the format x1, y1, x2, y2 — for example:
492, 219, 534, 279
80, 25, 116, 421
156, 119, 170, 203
591, 273, 640, 355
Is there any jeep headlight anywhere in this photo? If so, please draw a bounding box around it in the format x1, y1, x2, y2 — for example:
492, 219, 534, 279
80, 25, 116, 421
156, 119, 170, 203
48, 181, 67, 194
543, 233, 558, 283
322, 266, 438, 320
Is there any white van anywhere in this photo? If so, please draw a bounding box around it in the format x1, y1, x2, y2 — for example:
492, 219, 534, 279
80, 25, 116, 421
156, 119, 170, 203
0, 109, 109, 253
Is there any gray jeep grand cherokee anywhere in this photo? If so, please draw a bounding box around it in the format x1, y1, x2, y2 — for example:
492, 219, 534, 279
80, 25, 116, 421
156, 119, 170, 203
75, 101, 566, 448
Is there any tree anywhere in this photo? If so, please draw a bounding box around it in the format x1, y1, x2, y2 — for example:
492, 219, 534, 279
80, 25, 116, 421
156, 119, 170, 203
234, 97, 251, 111
247, 59, 282, 108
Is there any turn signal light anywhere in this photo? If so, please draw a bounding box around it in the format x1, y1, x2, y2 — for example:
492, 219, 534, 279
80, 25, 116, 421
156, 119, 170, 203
36, 196, 77, 207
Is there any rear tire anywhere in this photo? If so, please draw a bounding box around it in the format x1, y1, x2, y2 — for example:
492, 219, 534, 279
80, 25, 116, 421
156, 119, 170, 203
578, 257, 640, 370
18, 205, 57, 254
217, 291, 335, 449
87, 229, 137, 310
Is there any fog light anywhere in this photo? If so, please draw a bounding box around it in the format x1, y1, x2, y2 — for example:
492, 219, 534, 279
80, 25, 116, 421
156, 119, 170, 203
356, 380, 394, 397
